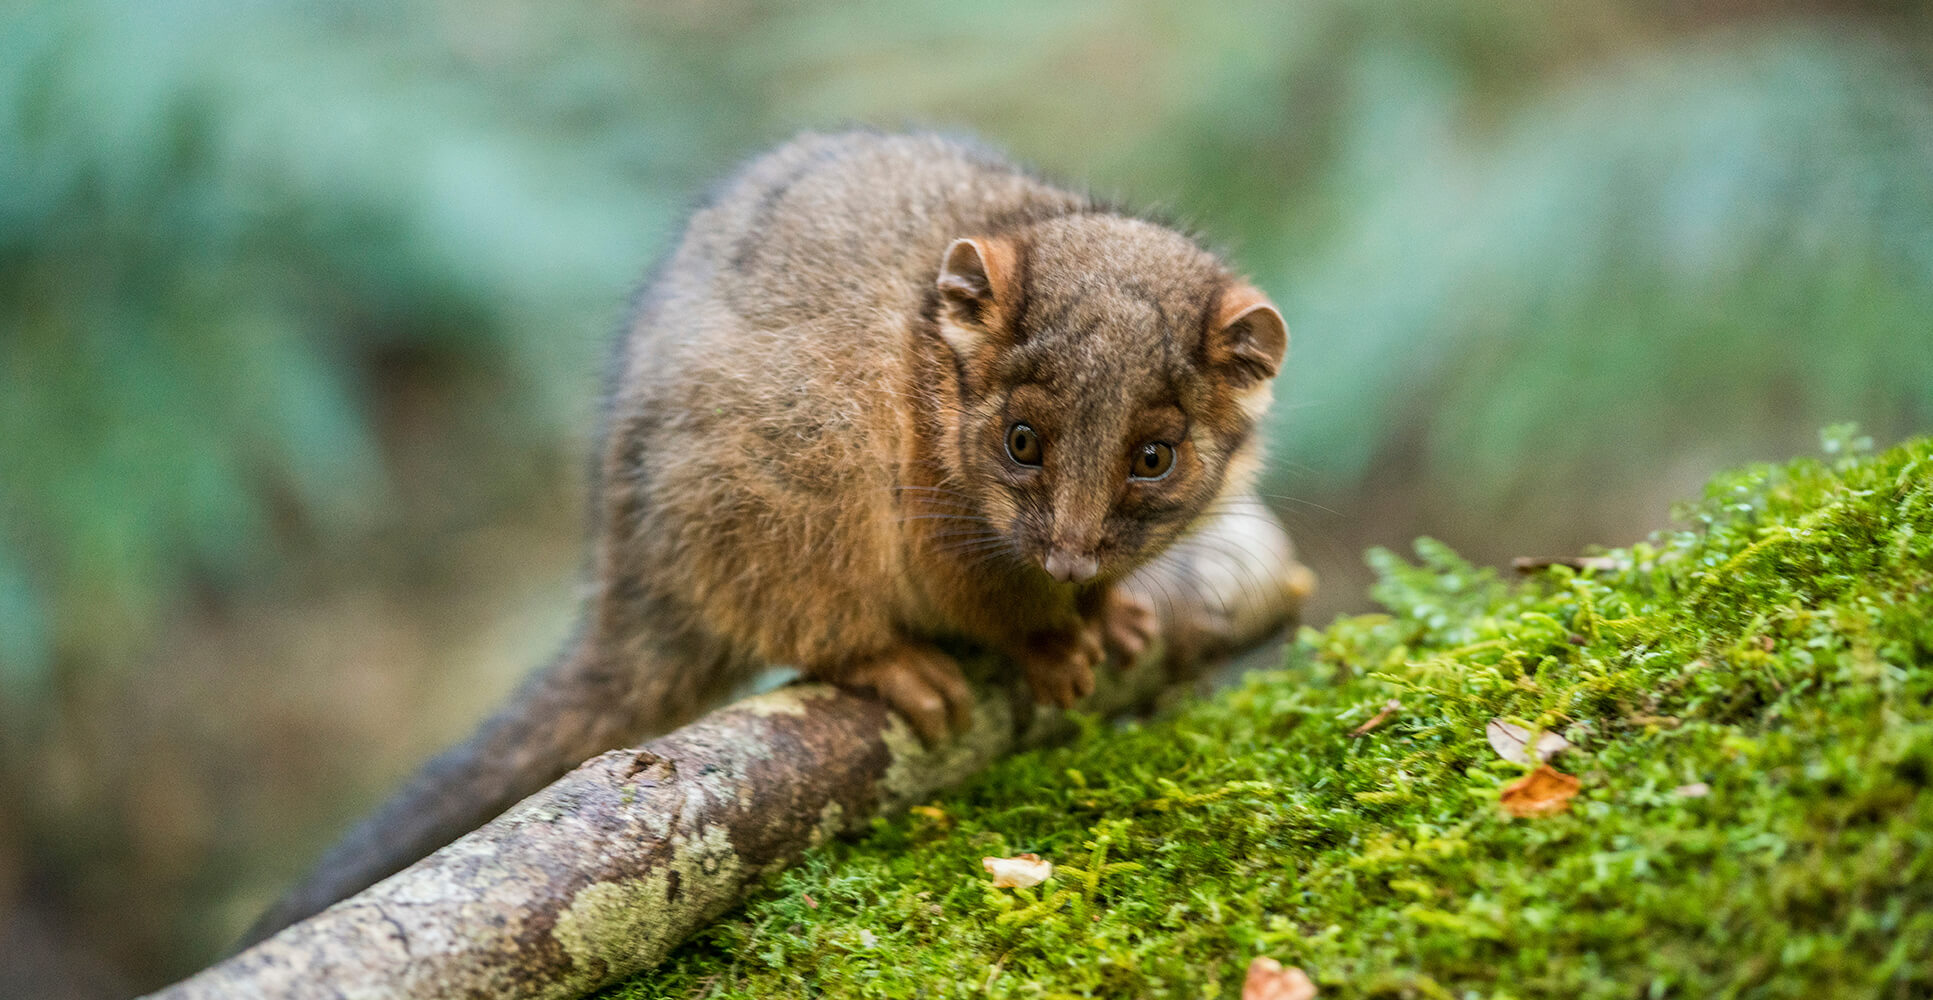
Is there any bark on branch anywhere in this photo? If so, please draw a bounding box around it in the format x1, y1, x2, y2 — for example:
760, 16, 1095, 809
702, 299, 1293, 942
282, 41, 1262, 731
146, 503, 1311, 1000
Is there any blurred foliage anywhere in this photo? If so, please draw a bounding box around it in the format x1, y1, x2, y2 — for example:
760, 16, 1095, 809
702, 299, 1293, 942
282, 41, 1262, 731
0, 0, 742, 688
1283, 25, 1933, 503
3, 0, 1929, 694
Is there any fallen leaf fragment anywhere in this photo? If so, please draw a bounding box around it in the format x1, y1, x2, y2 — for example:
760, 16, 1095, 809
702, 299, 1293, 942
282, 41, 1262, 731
1243, 956, 1317, 1000
1348, 699, 1401, 738
1674, 782, 1711, 798
982, 853, 1052, 888
1512, 555, 1619, 574
1500, 764, 1582, 818
1486, 719, 1573, 765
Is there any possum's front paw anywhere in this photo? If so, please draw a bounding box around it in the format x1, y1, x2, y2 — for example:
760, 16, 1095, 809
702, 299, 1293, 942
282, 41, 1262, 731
1015, 625, 1103, 709
1095, 587, 1159, 664
841, 643, 974, 744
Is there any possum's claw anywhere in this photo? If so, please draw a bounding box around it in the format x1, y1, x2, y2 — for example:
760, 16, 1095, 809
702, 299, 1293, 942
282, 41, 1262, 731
842, 643, 974, 744
1097, 588, 1159, 664
1016, 625, 1102, 709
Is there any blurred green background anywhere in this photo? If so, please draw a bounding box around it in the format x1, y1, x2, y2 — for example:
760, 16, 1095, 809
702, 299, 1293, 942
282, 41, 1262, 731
2, 0, 1929, 994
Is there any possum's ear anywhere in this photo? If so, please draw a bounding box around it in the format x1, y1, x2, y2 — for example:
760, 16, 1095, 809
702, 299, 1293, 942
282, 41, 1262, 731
934, 237, 1017, 356
1206, 283, 1287, 387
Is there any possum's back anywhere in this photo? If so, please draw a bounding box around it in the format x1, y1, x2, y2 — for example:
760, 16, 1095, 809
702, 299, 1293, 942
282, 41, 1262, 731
628, 132, 1090, 379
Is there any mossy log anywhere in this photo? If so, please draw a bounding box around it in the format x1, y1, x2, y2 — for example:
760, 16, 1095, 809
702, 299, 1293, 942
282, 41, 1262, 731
616, 438, 1933, 997
144, 501, 1311, 1000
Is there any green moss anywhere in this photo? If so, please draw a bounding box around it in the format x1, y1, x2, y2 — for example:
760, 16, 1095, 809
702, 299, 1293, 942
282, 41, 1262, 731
609, 432, 1933, 999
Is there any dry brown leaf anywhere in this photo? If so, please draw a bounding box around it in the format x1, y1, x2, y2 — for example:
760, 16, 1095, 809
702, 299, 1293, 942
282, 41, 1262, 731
1485, 719, 1573, 765
1348, 699, 1401, 738
982, 853, 1052, 888
1500, 764, 1582, 818
1243, 957, 1317, 1000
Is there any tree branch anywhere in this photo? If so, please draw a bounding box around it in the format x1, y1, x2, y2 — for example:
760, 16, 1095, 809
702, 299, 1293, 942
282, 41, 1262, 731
145, 502, 1310, 1000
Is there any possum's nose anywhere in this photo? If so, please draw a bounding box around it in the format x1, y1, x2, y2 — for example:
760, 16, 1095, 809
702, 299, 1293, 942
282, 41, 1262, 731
1041, 548, 1099, 584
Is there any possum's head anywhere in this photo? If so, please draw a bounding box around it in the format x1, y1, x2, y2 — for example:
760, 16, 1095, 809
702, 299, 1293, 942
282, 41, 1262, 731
921, 213, 1286, 586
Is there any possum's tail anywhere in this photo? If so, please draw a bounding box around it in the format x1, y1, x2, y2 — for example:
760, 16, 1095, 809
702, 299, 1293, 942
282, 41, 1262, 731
236, 629, 737, 948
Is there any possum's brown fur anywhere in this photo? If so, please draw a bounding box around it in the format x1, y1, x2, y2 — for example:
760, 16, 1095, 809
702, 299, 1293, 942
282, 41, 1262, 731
243, 130, 1287, 944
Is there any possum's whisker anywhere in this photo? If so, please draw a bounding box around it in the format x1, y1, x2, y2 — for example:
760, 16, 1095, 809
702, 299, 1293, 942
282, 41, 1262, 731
931, 538, 1026, 568
1236, 492, 1344, 517
893, 501, 982, 517
1172, 530, 1281, 590
897, 513, 993, 525
931, 536, 1013, 555
1164, 544, 1234, 626
887, 486, 982, 509
890, 483, 976, 495
925, 527, 1007, 544
1122, 562, 1186, 628
1161, 533, 1280, 622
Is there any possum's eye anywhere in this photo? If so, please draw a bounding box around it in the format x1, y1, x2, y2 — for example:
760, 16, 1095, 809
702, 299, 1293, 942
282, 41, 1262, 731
1130, 442, 1175, 481
1005, 423, 1043, 466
